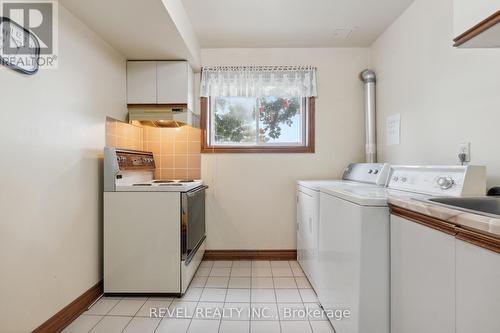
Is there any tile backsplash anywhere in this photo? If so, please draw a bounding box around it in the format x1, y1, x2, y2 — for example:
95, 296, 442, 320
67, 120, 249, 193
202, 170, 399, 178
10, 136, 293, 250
143, 126, 201, 180
105, 117, 201, 180
105, 117, 143, 151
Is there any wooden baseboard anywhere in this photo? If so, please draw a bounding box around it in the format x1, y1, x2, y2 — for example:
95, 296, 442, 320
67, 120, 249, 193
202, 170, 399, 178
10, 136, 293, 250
32, 281, 103, 333
203, 250, 297, 261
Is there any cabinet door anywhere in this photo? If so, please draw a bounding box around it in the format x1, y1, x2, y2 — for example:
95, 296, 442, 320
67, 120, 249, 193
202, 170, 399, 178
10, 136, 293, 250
456, 240, 500, 333
126, 61, 157, 104
104, 192, 180, 293
157, 61, 188, 104
391, 215, 455, 333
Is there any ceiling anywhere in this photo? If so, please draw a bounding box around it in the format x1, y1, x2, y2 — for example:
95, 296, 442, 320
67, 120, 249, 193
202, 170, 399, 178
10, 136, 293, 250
181, 0, 415, 48
60, 0, 200, 67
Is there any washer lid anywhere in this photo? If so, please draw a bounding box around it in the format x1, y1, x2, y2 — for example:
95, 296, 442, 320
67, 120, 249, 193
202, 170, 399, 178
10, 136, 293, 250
320, 186, 389, 206
297, 179, 370, 191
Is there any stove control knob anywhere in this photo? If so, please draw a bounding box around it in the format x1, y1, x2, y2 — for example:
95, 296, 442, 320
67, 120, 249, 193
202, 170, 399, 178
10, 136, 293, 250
368, 169, 373, 174
437, 176, 454, 189
401, 177, 407, 183
373, 169, 379, 174
393, 176, 399, 182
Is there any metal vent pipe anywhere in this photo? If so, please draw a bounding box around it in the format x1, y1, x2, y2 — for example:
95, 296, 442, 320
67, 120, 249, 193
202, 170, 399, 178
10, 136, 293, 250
359, 69, 377, 163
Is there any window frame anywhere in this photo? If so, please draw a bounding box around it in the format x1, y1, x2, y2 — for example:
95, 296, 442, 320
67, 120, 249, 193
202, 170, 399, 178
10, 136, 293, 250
200, 97, 315, 153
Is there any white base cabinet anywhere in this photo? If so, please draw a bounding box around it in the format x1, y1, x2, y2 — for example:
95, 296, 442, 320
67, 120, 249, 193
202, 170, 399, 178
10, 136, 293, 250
456, 240, 500, 333
104, 191, 204, 294
390, 214, 456, 333
391, 213, 500, 333
104, 192, 180, 293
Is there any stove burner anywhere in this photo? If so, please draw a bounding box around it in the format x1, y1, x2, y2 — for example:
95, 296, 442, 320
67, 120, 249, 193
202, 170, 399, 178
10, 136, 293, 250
133, 183, 152, 186
152, 179, 196, 183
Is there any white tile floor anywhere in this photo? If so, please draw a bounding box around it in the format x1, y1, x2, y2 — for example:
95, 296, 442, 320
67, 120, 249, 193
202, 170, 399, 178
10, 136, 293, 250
63, 260, 334, 333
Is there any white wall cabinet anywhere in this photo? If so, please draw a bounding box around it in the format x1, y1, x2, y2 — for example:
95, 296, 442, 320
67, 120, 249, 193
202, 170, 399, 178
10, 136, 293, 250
126, 61, 157, 104
127, 60, 194, 109
453, 0, 499, 36
390, 214, 456, 333
456, 239, 500, 333
157, 61, 193, 106
453, 0, 500, 47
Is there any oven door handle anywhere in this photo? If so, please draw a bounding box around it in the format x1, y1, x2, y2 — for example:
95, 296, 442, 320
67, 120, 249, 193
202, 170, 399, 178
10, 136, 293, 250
186, 185, 209, 197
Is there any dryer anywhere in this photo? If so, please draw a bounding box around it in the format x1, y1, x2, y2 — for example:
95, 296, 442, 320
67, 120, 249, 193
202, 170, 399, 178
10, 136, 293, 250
296, 163, 390, 291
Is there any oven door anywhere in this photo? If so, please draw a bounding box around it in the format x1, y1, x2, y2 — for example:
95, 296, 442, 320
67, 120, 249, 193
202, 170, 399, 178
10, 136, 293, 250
181, 185, 207, 264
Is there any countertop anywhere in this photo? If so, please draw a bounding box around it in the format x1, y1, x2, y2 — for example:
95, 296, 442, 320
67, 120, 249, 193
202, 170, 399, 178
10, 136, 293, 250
388, 195, 500, 238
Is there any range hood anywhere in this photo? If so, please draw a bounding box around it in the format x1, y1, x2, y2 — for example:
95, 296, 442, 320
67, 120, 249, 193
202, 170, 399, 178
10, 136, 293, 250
128, 105, 200, 128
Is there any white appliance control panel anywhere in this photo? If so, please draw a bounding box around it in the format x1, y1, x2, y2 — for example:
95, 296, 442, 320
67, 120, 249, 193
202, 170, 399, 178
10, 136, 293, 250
342, 163, 391, 185
387, 165, 486, 197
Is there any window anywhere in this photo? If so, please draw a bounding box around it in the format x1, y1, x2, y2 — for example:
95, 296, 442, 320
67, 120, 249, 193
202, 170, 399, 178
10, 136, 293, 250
200, 66, 316, 153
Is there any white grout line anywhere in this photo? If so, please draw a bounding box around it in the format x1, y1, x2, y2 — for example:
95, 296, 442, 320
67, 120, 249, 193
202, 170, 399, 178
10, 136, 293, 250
85, 296, 124, 331
118, 316, 134, 333
79, 260, 306, 333
269, 272, 284, 333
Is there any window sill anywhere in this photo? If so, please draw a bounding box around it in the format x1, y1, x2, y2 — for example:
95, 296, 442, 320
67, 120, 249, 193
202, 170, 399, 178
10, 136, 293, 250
200, 146, 315, 154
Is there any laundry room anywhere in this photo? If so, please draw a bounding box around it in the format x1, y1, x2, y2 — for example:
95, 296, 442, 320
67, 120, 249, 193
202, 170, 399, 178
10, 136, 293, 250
1, 0, 500, 332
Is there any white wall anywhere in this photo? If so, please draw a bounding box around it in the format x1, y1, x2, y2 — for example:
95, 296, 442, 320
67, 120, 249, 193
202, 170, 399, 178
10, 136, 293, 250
201, 48, 370, 250
371, 0, 500, 187
0, 5, 126, 332
161, 0, 201, 68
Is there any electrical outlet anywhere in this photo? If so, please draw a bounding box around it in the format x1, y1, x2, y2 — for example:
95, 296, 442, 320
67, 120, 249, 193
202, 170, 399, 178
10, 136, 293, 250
458, 142, 471, 163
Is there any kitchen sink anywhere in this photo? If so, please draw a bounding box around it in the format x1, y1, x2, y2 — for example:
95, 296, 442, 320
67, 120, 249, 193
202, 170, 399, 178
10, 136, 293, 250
428, 197, 500, 217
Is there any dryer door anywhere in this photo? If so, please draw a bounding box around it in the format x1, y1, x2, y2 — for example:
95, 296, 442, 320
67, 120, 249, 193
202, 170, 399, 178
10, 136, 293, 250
297, 187, 316, 285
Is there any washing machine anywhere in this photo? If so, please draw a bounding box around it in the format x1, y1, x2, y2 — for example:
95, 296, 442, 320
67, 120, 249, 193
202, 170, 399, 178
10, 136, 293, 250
317, 165, 486, 333
296, 163, 390, 291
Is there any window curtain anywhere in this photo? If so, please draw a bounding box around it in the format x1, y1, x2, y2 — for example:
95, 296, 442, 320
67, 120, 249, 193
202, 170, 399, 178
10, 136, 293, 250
200, 65, 317, 98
